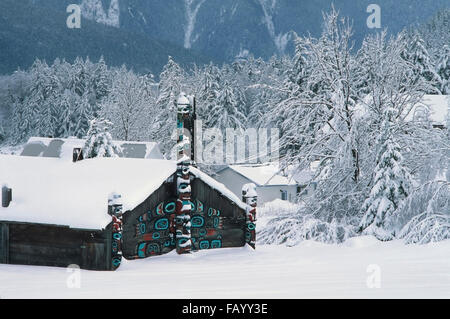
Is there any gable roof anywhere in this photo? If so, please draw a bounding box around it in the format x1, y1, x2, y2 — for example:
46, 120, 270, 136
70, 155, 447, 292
0, 155, 247, 229
0, 155, 177, 229
221, 164, 297, 187
21, 137, 165, 160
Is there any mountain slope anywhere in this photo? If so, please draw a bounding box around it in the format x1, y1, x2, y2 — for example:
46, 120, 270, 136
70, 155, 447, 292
66, 0, 450, 62
1, 0, 448, 74
0, 0, 210, 75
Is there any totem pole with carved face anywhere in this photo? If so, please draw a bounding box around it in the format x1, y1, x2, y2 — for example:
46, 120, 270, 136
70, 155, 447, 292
175, 93, 194, 253
242, 183, 257, 249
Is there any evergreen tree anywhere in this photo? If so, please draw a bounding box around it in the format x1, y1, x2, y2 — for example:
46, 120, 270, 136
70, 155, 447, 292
289, 35, 310, 89
73, 93, 93, 138
402, 32, 437, 93
56, 89, 77, 137
359, 108, 411, 240
72, 57, 88, 97
83, 118, 121, 158
93, 56, 110, 101
153, 57, 185, 155
435, 45, 450, 94
208, 79, 246, 130
197, 63, 220, 126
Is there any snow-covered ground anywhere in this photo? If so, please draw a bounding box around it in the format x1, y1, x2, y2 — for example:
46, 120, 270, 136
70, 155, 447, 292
0, 144, 22, 155
0, 237, 449, 299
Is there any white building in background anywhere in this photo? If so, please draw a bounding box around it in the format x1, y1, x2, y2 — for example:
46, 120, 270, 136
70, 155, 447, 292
214, 164, 315, 205
20, 136, 165, 161
405, 95, 449, 128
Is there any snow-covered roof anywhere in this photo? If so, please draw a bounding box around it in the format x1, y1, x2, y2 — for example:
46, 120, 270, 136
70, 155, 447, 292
0, 155, 247, 229
291, 169, 315, 185
223, 164, 297, 187
0, 155, 176, 229
405, 95, 449, 125
286, 162, 318, 185
20, 137, 165, 160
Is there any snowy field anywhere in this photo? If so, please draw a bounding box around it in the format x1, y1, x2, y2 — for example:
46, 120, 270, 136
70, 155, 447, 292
0, 237, 449, 299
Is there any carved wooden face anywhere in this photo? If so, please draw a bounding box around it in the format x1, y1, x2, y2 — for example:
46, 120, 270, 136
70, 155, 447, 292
178, 105, 190, 115
248, 197, 257, 207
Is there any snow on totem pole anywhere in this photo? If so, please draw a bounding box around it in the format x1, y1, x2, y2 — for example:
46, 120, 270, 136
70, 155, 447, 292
175, 93, 195, 254
108, 192, 123, 270
242, 183, 257, 249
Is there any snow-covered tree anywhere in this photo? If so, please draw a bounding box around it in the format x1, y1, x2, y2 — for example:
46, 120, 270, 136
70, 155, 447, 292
83, 118, 121, 158
288, 34, 310, 89
56, 89, 77, 137
401, 32, 436, 91
435, 45, 450, 94
92, 56, 110, 101
418, 8, 450, 60
391, 181, 450, 244
206, 79, 246, 130
100, 67, 154, 141
358, 108, 411, 240
73, 93, 93, 138
197, 63, 221, 126
72, 57, 88, 97
153, 57, 185, 155
270, 7, 365, 222
250, 56, 291, 128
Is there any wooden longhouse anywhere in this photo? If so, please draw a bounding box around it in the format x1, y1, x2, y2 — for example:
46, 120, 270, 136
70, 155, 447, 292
0, 93, 257, 270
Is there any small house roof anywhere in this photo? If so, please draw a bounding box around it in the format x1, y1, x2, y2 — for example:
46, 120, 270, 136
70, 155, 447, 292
0, 155, 247, 229
223, 164, 297, 187
21, 137, 165, 160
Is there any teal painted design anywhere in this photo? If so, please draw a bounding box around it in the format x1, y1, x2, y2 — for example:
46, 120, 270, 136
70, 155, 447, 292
152, 232, 161, 240
139, 223, 146, 234
137, 243, 147, 258
199, 240, 210, 250
146, 243, 160, 255
211, 240, 222, 249
112, 258, 121, 268
154, 218, 169, 230
164, 202, 176, 214
191, 215, 205, 228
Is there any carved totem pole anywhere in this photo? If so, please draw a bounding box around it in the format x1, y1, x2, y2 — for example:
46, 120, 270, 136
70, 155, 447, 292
175, 93, 196, 254
108, 192, 123, 270
242, 183, 257, 249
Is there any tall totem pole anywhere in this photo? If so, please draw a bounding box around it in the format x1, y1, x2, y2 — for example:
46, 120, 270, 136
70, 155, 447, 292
108, 192, 123, 270
242, 183, 257, 249
175, 93, 196, 254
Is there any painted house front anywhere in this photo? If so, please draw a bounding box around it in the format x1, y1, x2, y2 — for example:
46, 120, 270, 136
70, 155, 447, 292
0, 155, 251, 271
